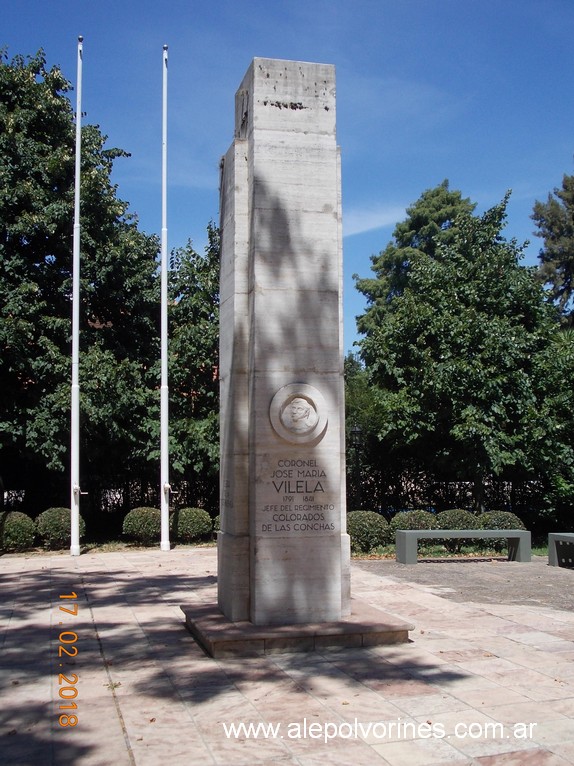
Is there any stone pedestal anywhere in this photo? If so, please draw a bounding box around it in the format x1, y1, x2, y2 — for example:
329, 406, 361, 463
217, 58, 350, 626
182, 600, 414, 658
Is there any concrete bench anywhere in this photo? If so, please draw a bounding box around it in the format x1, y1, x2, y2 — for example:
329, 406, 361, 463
395, 529, 531, 565
548, 533, 574, 567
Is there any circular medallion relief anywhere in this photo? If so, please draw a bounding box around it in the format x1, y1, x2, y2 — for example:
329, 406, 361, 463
269, 384, 328, 444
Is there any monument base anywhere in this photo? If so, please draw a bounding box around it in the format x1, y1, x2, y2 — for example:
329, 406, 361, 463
181, 600, 414, 658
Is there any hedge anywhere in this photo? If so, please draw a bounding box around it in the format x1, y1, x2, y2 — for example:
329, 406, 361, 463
347, 510, 390, 553
0, 511, 36, 552
36, 507, 86, 550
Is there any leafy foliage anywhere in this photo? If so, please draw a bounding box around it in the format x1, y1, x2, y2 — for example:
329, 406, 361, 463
36, 507, 86, 549
1, 50, 75, 480
477, 510, 525, 531
165, 226, 220, 504
388, 510, 438, 553
172, 507, 212, 543
476, 509, 526, 552
435, 509, 478, 530
0, 511, 35, 551
356, 185, 570, 511
344, 353, 384, 509
356, 181, 475, 335
435, 508, 479, 552
0, 49, 160, 510
532, 172, 574, 322
346, 511, 390, 553
122, 507, 161, 545
0, 50, 222, 520
389, 510, 437, 534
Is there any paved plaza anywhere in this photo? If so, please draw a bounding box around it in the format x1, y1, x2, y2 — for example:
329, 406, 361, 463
1, 547, 574, 765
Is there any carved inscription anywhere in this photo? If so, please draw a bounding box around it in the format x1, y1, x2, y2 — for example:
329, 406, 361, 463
258, 458, 337, 535
220, 477, 234, 513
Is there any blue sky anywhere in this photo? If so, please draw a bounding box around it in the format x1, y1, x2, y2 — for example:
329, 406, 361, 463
4, 0, 573, 351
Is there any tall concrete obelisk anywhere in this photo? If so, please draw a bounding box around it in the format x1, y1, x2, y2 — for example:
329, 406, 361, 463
218, 58, 351, 626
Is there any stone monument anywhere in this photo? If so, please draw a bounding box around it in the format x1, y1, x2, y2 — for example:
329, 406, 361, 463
182, 58, 413, 655
218, 57, 350, 626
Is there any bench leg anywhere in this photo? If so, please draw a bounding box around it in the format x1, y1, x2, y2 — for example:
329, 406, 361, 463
548, 536, 558, 566
508, 534, 531, 563
548, 537, 574, 567
396, 534, 418, 565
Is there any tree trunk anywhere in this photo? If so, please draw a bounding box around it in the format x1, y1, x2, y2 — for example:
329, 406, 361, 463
472, 475, 486, 514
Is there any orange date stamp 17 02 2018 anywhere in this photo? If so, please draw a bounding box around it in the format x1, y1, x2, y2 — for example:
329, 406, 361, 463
57, 592, 79, 727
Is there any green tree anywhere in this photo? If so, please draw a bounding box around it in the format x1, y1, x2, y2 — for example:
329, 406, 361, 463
0, 49, 75, 496
532, 327, 574, 524
0, 50, 159, 512
344, 353, 384, 511
353, 181, 476, 512
164, 225, 220, 511
356, 189, 569, 511
356, 180, 475, 335
532, 171, 574, 324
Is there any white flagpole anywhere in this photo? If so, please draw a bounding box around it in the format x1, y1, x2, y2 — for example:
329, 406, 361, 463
70, 36, 83, 556
160, 44, 171, 551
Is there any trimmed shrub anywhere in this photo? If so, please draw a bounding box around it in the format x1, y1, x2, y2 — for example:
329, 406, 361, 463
122, 507, 161, 545
477, 510, 526, 552
347, 510, 390, 553
389, 510, 437, 552
172, 507, 212, 543
435, 508, 479, 553
436, 508, 479, 530
36, 507, 86, 550
0, 511, 36, 552
389, 510, 437, 536
477, 511, 526, 530
212, 515, 221, 534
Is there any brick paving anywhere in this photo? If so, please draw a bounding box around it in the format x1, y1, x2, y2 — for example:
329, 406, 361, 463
1, 548, 573, 765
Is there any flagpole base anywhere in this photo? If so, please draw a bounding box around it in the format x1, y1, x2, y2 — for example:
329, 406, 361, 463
160, 542, 171, 551
70, 545, 81, 557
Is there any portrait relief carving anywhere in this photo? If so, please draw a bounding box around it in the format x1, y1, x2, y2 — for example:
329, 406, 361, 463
270, 384, 328, 444
280, 396, 319, 435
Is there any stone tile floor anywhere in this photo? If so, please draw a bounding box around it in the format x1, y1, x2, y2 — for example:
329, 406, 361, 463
1, 548, 573, 765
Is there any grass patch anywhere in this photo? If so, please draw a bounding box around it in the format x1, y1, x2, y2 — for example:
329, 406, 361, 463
0, 539, 218, 557
532, 544, 548, 556
353, 542, 549, 559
